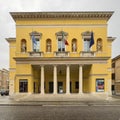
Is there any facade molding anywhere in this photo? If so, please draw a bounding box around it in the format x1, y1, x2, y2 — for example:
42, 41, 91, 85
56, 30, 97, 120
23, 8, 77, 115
14, 57, 109, 65
90, 74, 108, 76
16, 24, 107, 28
55, 31, 68, 36
9, 68, 16, 71
6, 38, 16, 42
10, 11, 114, 21
29, 31, 42, 36
16, 74, 32, 77
107, 37, 116, 42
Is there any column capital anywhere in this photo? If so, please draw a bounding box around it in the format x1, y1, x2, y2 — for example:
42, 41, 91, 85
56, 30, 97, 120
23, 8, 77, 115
79, 64, 84, 67
40, 65, 44, 67
66, 64, 70, 67
53, 64, 57, 67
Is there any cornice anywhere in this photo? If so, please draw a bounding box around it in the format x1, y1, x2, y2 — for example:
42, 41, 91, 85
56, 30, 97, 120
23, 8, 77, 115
6, 38, 16, 43
107, 37, 116, 42
10, 11, 114, 22
14, 57, 110, 65
29, 31, 42, 36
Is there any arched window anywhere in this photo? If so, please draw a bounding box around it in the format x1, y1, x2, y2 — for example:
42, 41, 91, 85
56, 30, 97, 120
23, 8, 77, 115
97, 38, 102, 52
21, 39, 27, 52
72, 39, 77, 52
46, 39, 52, 52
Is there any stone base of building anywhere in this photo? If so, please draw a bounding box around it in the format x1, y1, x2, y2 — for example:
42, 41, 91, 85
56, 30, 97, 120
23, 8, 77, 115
10, 93, 110, 102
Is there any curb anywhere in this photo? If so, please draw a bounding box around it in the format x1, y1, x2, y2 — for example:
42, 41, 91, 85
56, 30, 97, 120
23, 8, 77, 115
1, 101, 120, 106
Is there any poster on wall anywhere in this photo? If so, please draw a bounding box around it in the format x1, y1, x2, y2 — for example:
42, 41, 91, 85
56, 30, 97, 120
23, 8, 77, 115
96, 79, 104, 92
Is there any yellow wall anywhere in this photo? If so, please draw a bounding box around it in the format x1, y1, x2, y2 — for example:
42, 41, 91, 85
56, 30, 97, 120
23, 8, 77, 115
16, 19, 108, 57
8, 14, 113, 94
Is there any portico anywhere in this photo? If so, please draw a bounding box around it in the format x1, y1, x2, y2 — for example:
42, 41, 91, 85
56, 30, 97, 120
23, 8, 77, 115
15, 56, 108, 95
37, 64, 83, 95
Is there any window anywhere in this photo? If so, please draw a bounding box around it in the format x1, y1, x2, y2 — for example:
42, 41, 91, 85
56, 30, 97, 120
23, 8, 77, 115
19, 79, 28, 93
112, 85, 115, 91
33, 38, 40, 52
21, 39, 27, 52
84, 38, 90, 51
55, 31, 68, 52
72, 39, 77, 52
46, 39, 52, 52
58, 37, 65, 52
75, 81, 79, 89
30, 31, 42, 52
112, 73, 115, 80
112, 62, 115, 68
81, 31, 93, 52
96, 79, 104, 92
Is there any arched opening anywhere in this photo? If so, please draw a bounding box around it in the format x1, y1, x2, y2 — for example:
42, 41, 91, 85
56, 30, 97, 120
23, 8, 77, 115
21, 39, 27, 52
72, 39, 77, 52
46, 39, 52, 52
97, 38, 102, 52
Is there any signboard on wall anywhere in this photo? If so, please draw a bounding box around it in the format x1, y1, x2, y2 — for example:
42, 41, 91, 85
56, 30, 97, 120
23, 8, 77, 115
96, 79, 104, 92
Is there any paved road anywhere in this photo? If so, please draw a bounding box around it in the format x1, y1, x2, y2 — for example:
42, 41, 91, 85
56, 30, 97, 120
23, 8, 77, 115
0, 106, 120, 120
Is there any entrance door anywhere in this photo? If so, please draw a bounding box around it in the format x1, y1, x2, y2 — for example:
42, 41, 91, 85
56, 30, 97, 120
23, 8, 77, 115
49, 82, 53, 93
58, 82, 63, 93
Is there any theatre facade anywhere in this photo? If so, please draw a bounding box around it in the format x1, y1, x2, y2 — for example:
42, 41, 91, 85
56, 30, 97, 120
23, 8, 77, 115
7, 11, 115, 96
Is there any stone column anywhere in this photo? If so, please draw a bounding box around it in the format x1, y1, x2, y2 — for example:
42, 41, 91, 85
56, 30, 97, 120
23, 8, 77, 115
53, 65, 57, 94
41, 65, 44, 94
79, 65, 83, 94
66, 65, 70, 94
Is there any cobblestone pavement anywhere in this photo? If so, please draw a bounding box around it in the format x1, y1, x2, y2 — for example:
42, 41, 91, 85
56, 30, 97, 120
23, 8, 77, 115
0, 105, 120, 120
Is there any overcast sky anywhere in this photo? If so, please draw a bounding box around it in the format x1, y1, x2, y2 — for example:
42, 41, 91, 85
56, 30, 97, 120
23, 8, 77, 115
0, 0, 120, 69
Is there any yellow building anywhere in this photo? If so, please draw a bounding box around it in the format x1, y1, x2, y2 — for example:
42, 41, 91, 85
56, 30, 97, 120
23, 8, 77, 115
6, 12, 115, 97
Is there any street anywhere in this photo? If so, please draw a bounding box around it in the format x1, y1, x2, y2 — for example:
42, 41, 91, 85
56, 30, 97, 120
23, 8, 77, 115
0, 106, 120, 120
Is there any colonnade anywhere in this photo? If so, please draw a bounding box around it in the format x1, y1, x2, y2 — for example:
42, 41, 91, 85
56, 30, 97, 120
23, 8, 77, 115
40, 65, 83, 94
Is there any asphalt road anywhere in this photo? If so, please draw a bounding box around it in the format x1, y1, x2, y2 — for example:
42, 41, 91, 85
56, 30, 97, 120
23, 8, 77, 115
0, 106, 120, 120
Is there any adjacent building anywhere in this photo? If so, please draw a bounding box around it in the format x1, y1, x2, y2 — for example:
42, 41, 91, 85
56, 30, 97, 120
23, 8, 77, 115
112, 55, 120, 95
0, 69, 9, 91
6, 11, 115, 97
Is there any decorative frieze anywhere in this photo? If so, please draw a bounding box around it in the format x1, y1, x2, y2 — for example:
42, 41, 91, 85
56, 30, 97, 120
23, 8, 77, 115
10, 12, 114, 21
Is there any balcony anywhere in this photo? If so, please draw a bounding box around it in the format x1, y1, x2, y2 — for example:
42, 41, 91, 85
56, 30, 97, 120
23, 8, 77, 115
29, 51, 44, 57
54, 51, 70, 57
80, 51, 96, 57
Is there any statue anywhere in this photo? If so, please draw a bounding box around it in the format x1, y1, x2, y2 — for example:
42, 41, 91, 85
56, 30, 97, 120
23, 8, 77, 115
21, 42, 26, 52
97, 39, 102, 51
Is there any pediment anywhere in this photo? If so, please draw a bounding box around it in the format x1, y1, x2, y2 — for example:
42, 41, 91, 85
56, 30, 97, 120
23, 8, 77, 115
81, 31, 91, 36
55, 31, 68, 36
29, 31, 42, 36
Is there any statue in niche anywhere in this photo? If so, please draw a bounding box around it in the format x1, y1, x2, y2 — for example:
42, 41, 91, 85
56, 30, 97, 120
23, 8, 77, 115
21, 40, 27, 52
72, 41, 77, 52
46, 40, 51, 52
47, 45, 51, 52
97, 39, 102, 52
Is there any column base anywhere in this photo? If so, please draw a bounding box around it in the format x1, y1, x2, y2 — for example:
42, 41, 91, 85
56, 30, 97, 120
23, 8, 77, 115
40, 92, 45, 95
79, 92, 83, 94
66, 92, 70, 95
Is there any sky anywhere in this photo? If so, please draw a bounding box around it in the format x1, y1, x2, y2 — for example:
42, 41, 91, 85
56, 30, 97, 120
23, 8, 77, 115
0, 0, 120, 69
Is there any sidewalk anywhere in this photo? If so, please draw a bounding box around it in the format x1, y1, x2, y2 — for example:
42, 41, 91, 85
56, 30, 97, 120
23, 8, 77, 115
0, 94, 120, 106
